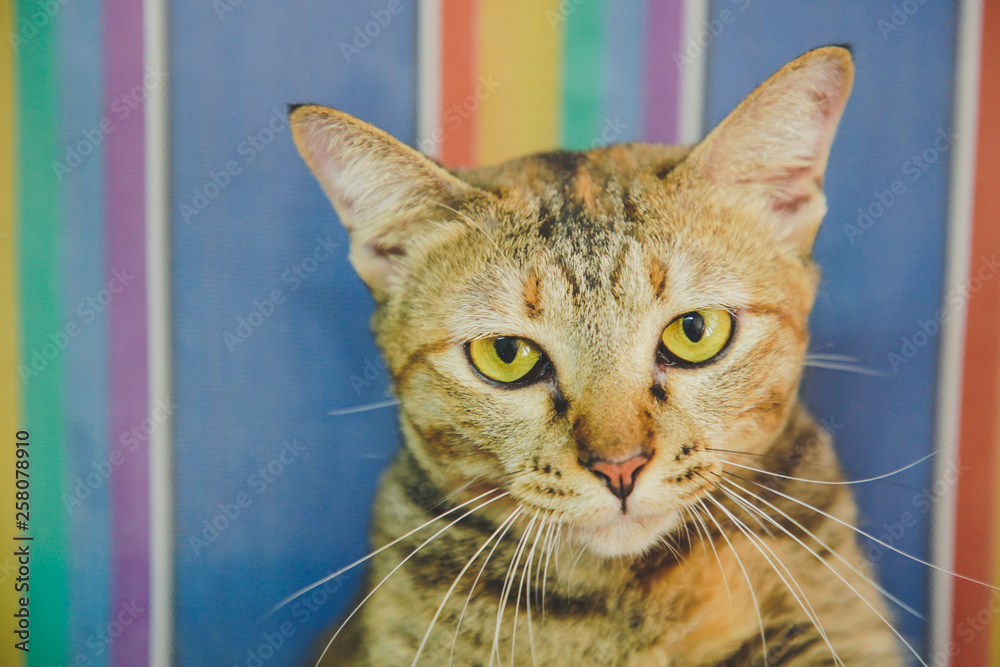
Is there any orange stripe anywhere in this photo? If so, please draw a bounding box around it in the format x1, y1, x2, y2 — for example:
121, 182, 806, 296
953, 1, 1000, 662
439, 0, 479, 167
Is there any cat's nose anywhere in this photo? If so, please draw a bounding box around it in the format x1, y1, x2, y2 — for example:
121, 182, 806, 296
584, 451, 651, 508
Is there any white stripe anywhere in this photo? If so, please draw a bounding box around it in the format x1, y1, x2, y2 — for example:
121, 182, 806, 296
417, 0, 442, 159
677, 0, 709, 144
144, 0, 173, 663
930, 0, 984, 662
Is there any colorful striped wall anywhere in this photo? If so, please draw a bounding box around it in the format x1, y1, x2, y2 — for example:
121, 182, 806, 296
0, 1, 997, 665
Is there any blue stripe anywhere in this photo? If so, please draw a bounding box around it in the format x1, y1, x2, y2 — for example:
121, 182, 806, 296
58, 1, 110, 663
705, 1, 959, 658
170, 1, 416, 664
601, 0, 645, 144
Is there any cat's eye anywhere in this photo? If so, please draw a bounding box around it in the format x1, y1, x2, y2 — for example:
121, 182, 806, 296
659, 309, 734, 366
467, 336, 547, 385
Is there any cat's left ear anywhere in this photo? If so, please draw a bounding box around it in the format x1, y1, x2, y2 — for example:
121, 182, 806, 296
682, 46, 854, 254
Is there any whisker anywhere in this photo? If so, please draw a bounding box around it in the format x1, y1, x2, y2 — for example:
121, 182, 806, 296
491, 512, 538, 666
270, 488, 502, 615
697, 497, 769, 664
716, 476, 927, 666
518, 515, 546, 667
687, 504, 732, 609
449, 508, 523, 666
805, 352, 860, 363
704, 492, 842, 667
411, 507, 520, 666
327, 398, 400, 416
718, 474, 926, 622
726, 470, 1000, 592
314, 492, 509, 667
802, 360, 887, 377
703, 447, 921, 493
719, 450, 936, 486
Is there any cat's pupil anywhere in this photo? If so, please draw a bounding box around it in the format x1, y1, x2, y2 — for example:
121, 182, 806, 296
682, 314, 705, 342
494, 337, 519, 364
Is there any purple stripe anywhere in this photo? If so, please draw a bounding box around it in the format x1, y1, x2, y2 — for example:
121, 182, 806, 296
643, 0, 684, 143
103, 0, 150, 664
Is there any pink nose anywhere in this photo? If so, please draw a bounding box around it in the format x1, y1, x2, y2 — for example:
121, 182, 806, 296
585, 451, 651, 508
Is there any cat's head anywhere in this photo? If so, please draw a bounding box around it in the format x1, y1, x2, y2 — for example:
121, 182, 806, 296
290, 46, 853, 557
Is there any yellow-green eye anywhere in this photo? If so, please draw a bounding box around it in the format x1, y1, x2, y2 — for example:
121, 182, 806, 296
468, 336, 544, 384
660, 309, 734, 365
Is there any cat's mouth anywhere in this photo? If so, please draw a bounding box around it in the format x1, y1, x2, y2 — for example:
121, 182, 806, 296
570, 508, 686, 558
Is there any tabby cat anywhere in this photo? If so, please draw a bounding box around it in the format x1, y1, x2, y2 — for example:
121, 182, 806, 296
288, 46, 907, 665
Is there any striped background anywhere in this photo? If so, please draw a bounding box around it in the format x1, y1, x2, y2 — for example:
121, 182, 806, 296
0, 1, 997, 665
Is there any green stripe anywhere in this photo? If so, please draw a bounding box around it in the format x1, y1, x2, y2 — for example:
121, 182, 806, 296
559, 0, 606, 150
16, 1, 68, 664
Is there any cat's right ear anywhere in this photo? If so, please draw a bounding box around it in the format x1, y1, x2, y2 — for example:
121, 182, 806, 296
289, 105, 474, 300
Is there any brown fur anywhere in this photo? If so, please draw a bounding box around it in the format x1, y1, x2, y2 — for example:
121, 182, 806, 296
291, 47, 904, 665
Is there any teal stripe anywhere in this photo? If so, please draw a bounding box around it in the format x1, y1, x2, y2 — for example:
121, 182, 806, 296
16, 1, 68, 664
560, 0, 606, 149
58, 0, 111, 663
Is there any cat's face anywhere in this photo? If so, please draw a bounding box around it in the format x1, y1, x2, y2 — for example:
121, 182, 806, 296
291, 46, 853, 558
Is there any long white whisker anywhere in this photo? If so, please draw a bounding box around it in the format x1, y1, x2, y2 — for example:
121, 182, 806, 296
313, 492, 509, 667
271, 488, 502, 615
411, 507, 520, 666
802, 360, 887, 377
327, 398, 400, 415
518, 514, 546, 667
704, 493, 841, 667
542, 522, 562, 619
449, 508, 523, 666
687, 504, 732, 609
491, 512, 538, 666
717, 476, 928, 665
727, 471, 1000, 592
717, 475, 922, 619
805, 353, 860, 363
719, 451, 936, 486
697, 498, 769, 664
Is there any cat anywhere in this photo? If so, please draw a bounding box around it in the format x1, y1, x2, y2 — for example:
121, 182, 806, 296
287, 46, 908, 665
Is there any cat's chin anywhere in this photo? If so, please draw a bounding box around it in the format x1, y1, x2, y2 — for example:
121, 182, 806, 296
571, 511, 682, 559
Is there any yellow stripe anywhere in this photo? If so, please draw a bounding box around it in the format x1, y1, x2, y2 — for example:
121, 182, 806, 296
477, 0, 562, 165
0, 3, 25, 665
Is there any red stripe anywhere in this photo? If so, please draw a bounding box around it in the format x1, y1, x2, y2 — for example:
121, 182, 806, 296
440, 0, 479, 167
950, 3, 1000, 663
